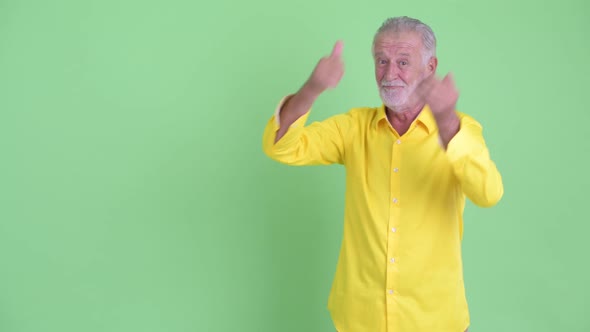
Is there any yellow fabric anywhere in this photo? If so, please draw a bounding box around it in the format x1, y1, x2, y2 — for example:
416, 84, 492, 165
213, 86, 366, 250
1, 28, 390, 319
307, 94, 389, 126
262, 97, 503, 332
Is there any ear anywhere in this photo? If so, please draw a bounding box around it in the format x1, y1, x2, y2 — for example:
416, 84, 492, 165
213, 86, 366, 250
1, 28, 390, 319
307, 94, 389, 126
427, 56, 438, 75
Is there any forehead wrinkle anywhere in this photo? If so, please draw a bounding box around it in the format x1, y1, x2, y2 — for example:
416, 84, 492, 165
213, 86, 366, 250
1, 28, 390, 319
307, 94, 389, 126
374, 47, 416, 58
374, 41, 419, 56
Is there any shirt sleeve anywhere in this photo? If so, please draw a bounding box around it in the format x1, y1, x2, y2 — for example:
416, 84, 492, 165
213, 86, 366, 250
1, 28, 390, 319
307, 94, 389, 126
262, 96, 350, 166
446, 114, 504, 207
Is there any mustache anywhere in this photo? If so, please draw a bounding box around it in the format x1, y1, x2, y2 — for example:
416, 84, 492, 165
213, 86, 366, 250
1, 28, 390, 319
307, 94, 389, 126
380, 81, 407, 88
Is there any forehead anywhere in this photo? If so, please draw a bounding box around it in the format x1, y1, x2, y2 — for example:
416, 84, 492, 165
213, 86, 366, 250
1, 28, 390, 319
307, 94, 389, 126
373, 31, 423, 56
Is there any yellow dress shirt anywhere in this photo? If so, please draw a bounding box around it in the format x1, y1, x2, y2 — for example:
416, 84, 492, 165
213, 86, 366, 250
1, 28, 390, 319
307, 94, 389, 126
262, 97, 504, 332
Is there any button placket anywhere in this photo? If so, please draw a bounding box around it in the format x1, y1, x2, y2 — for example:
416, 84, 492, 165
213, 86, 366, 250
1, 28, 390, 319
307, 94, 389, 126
386, 136, 402, 325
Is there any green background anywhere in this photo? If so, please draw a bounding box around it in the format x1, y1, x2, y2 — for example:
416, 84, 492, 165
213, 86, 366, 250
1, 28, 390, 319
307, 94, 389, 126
1, 0, 589, 331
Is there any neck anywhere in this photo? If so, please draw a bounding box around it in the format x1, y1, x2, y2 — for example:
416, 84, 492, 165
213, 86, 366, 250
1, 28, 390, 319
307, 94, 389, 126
385, 101, 425, 136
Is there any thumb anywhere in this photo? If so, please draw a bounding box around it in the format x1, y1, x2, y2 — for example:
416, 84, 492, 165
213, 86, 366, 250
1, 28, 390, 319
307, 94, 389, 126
442, 72, 454, 85
330, 40, 343, 58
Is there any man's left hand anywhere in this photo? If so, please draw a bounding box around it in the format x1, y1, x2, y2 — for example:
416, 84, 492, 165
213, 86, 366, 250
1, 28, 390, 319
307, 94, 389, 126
416, 73, 461, 149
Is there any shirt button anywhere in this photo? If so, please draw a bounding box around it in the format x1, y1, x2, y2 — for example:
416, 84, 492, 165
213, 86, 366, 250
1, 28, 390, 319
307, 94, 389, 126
390, 258, 396, 263
393, 168, 399, 173
388, 289, 394, 295
392, 198, 398, 203
396, 139, 401, 144
391, 227, 397, 233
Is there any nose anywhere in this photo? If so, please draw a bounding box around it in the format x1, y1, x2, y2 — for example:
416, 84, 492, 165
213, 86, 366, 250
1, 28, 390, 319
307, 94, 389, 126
384, 63, 399, 81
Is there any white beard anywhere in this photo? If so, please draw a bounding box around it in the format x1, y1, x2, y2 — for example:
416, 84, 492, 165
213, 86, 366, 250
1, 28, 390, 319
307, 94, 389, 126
379, 80, 419, 112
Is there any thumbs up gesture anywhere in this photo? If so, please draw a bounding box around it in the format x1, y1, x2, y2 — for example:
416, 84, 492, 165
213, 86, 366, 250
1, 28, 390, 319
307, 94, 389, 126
304, 41, 345, 95
416, 73, 459, 119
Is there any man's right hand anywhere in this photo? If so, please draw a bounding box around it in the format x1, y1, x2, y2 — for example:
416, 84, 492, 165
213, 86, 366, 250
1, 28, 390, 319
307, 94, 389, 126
274, 41, 345, 143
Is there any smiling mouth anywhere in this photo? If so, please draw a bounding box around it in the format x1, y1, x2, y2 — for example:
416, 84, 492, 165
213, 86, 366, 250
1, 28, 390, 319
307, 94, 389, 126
382, 86, 404, 89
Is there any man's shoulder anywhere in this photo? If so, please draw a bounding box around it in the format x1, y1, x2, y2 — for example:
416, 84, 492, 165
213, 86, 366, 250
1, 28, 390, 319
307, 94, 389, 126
456, 111, 483, 129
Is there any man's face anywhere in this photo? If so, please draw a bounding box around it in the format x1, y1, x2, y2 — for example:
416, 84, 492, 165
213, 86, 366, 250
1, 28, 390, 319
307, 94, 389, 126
373, 31, 434, 110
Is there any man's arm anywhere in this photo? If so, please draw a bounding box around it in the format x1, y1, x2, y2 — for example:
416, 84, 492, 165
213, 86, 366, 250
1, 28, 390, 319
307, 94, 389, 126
262, 41, 349, 166
417, 73, 504, 207
445, 115, 504, 207
275, 40, 344, 142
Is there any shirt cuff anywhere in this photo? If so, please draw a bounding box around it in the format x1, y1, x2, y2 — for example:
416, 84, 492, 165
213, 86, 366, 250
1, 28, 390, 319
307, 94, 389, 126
274, 95, 292, 126
264, 95, 311, 149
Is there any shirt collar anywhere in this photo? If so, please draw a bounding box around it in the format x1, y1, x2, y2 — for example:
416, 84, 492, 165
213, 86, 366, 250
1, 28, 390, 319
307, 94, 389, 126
374, 104, 437, 134
373, 104, 388, 129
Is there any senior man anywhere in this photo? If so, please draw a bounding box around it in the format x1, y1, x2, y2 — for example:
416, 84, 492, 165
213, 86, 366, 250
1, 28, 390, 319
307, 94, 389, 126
262, 16, 503, 332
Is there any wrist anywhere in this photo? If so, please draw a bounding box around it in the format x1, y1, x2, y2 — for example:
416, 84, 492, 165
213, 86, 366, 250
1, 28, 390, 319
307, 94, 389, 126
433, 107, 458, 122
439, 113, 459, 128
301, 80, 324, 99
435, 112, 460, 149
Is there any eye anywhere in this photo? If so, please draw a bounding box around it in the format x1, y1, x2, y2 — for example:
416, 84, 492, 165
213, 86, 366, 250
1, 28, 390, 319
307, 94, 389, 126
377, 59, 388, 65
399, 60, 408, 66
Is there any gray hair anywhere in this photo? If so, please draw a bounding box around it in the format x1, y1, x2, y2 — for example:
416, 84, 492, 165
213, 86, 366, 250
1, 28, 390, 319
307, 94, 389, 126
373, 16, 437, 64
